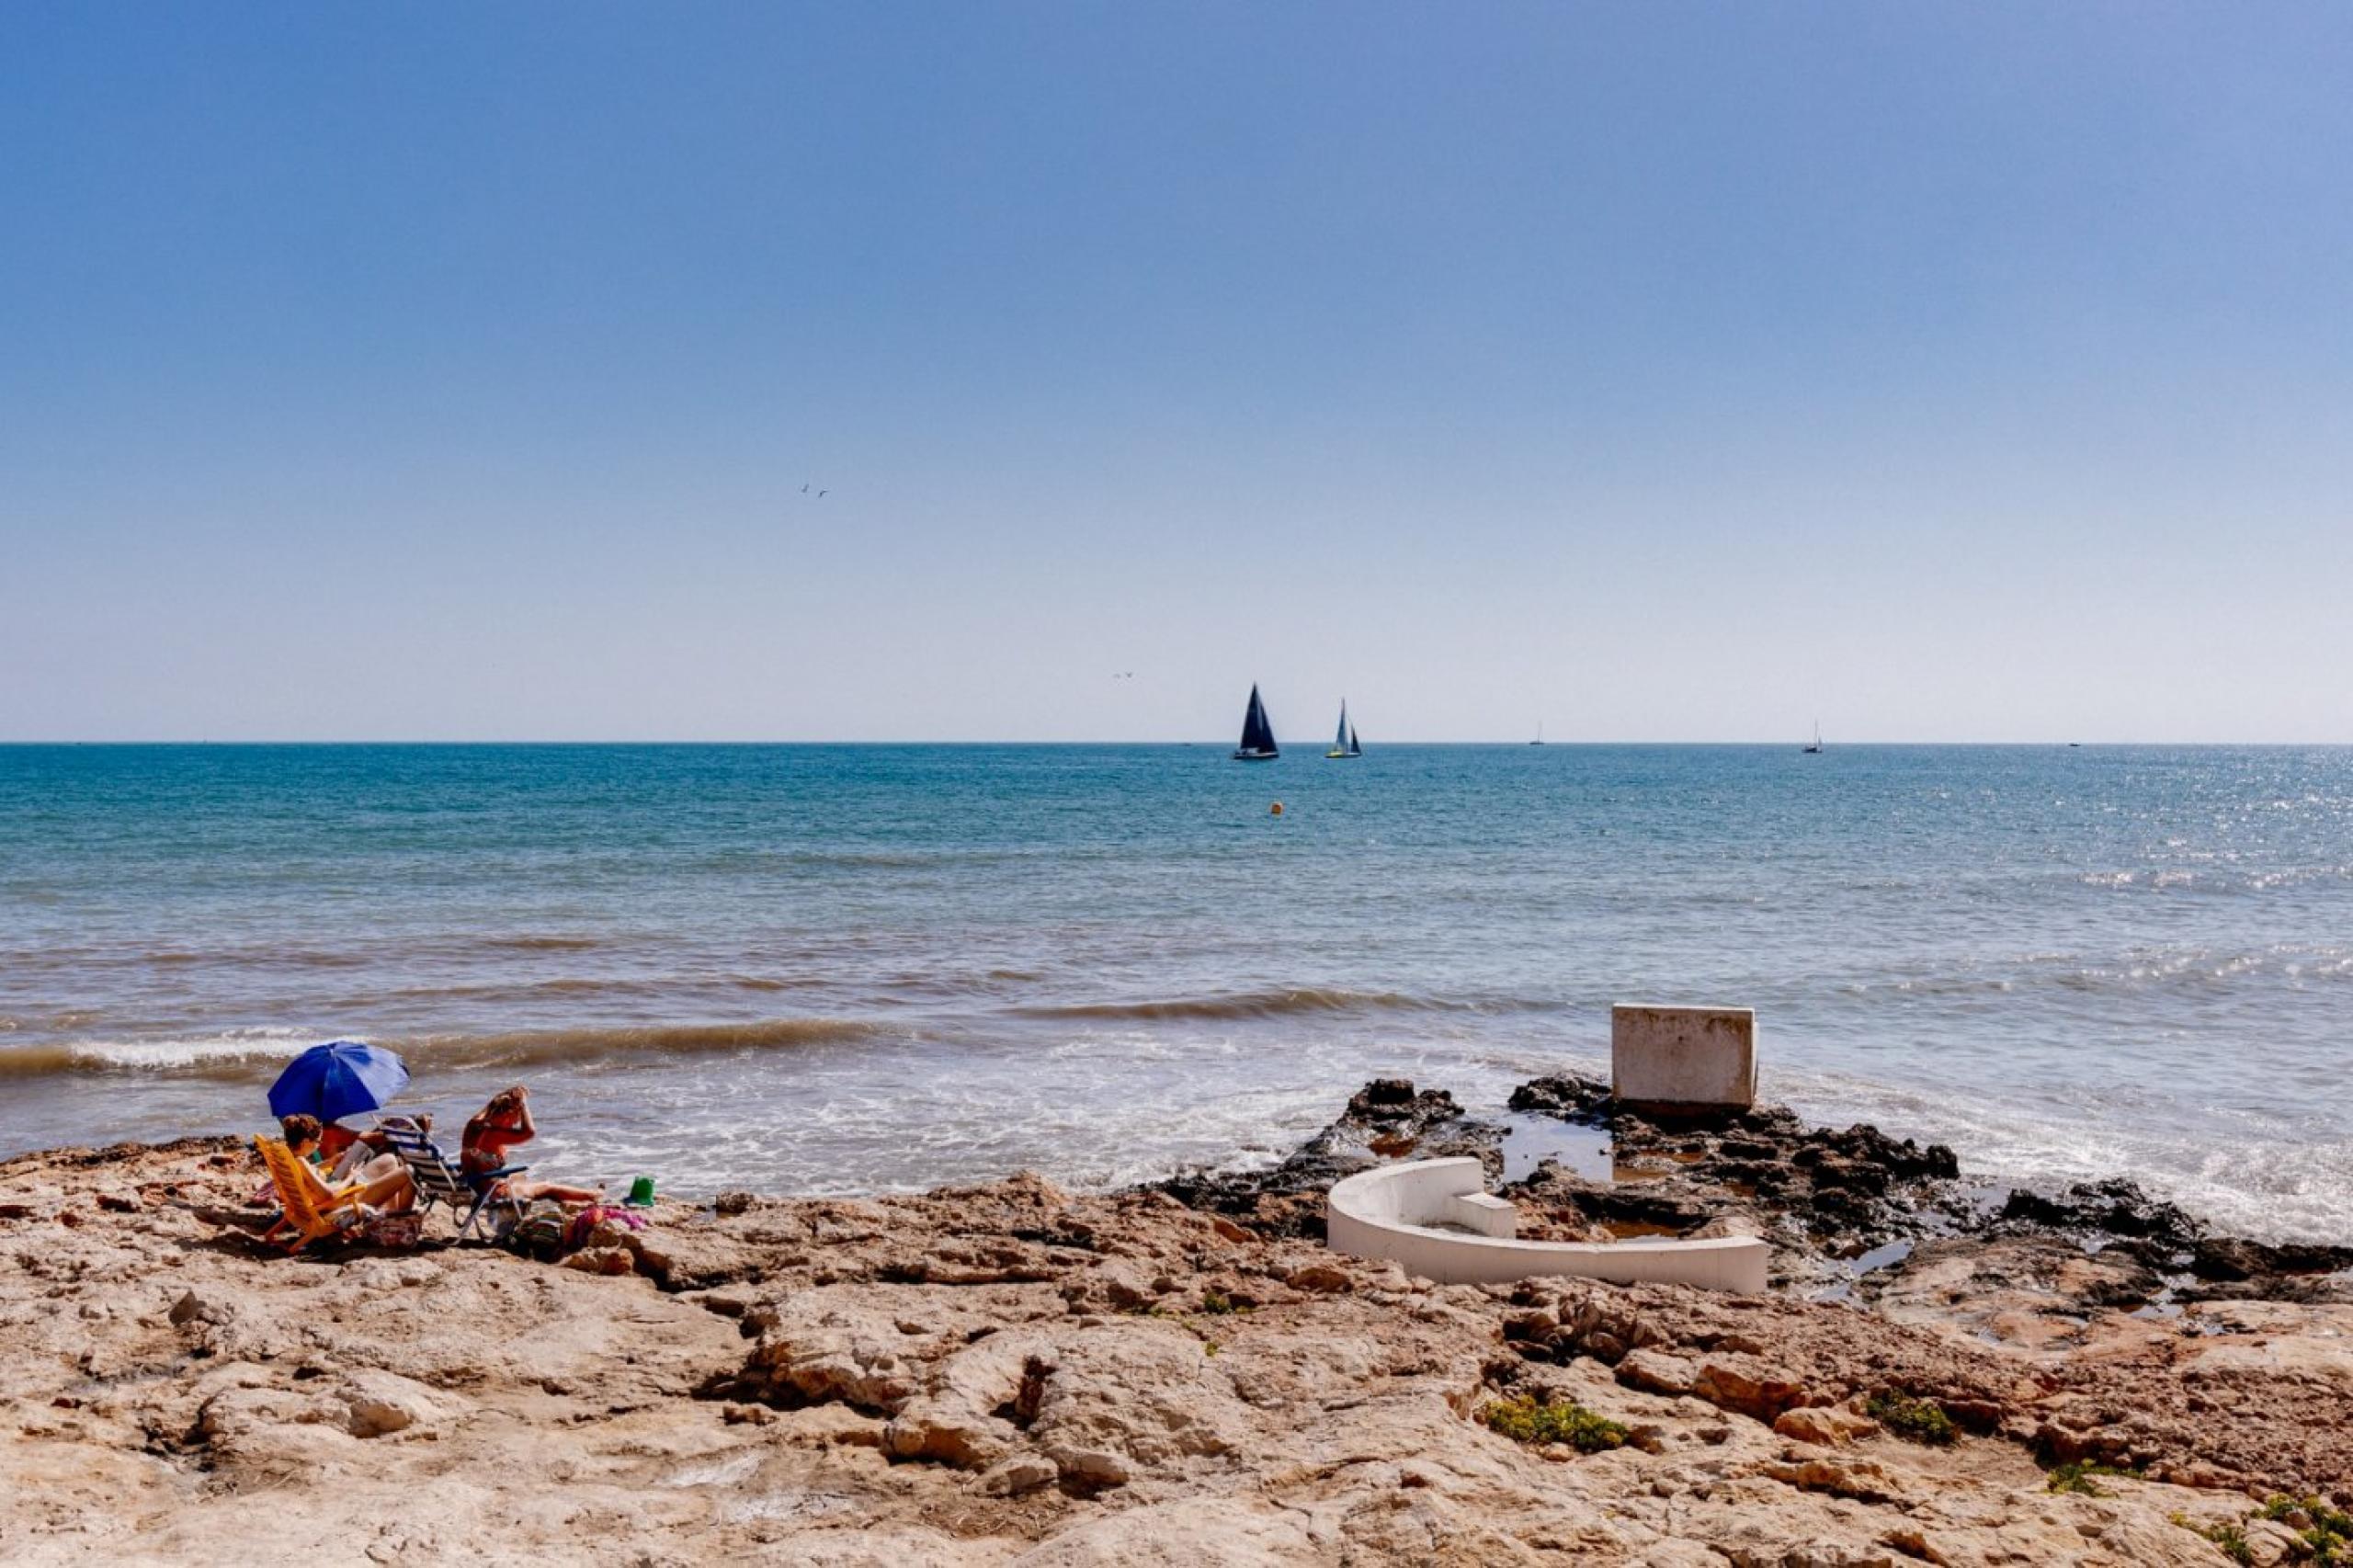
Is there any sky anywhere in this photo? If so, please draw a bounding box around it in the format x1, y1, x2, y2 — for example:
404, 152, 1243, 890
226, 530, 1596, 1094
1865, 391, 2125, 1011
3, 4, 2349, 743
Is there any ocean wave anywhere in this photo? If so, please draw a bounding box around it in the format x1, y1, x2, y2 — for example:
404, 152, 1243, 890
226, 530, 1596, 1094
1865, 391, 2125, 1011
1015, 987, 1551, 1022
0, 1017, 888, 1082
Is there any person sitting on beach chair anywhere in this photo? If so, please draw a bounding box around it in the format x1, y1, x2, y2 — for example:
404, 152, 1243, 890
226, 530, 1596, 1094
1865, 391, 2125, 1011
254, 1133, 415, 1252
373, 1113, 529, 1240
265, 1117, 417, 1237
461, 1086, 599, 1206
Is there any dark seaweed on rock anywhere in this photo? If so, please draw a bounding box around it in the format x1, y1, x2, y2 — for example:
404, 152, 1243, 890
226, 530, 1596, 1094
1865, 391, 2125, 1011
1152, 1078, 1505, 1239
1161, 1073, 2350, 1314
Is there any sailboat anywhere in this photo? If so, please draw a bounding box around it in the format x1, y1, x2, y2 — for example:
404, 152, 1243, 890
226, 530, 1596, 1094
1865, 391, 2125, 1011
1324, 701, 1362, 759
1529, 722, 1544, 746
1232, 684, 1279, 761
1802, 722, 1823, 755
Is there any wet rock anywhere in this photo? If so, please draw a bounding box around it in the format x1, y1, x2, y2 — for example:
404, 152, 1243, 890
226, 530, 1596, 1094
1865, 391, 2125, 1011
1997, 1177, 2200, 1251
1147, 1078, 1503, 1227
2190, 1234, 2353, 1282
1506, 1074, 1614, 1121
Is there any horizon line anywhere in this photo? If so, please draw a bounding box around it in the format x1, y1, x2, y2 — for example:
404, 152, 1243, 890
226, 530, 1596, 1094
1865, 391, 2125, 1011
3, 739, 2347, 750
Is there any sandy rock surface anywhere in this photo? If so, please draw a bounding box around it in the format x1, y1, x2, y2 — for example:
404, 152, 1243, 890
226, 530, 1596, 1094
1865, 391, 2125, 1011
4, 1108, 2348, 1565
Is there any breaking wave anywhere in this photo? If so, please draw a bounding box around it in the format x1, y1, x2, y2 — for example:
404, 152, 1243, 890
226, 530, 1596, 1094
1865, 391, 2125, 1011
1015, 987, 1552, 1022
0, 1017, 888, 1082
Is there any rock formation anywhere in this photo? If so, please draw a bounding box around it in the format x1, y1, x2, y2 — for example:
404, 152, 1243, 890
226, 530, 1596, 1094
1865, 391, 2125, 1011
3, 1085, 2347, 1565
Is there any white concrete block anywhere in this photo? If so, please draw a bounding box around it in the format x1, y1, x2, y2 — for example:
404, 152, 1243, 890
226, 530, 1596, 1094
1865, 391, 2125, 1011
1447, 1191, 1518, 1238
1325, 1157, 1768, 1293
1611, 1004, 1756, 1110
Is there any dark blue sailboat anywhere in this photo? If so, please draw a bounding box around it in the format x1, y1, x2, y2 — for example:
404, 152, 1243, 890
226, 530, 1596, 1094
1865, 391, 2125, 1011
1232, 684, 1279, 761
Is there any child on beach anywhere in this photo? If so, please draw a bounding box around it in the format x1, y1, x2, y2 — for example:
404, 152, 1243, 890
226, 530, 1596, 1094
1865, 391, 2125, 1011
461, 1085, 600, 1205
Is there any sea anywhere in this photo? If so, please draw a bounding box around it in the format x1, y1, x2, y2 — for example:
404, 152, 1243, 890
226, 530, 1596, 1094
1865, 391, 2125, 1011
2, 744, 2347, 1244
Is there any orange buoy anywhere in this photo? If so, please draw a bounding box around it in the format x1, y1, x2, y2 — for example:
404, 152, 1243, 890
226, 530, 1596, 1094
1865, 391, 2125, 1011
1269, 801, 1284, 816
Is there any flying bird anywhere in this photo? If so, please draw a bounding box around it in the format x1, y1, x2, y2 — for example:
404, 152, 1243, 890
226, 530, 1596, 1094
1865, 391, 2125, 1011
801, 483, 809, 494
818, 489, 829, 498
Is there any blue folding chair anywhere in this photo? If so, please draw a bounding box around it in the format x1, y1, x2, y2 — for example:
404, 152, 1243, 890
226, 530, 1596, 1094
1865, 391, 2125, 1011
374, 1116, 529, 1241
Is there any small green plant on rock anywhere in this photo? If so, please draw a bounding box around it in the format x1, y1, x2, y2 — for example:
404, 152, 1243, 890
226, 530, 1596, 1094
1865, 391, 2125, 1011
2258, 1494, 2352, 1565
1198, 1290, 1251, 1316
1479, 1394, 1628, 1454
1862, 1391, 1955, 1447
2045, 1460, 2137, 1495
2200, 1522, 2253, 1565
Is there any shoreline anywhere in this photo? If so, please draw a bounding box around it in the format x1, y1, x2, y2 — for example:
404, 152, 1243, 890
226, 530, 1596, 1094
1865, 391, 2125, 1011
5, 1081, 2349, 1564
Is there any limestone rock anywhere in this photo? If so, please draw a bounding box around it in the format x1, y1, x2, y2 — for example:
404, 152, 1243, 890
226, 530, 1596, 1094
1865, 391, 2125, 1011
1694, 1353, 1810, 1423
337, 1369, 452, 1438
1284, 1262, 1352, 1294
979, 1454, 1058, 1495
1772, 1405, 1880, 1447
1617, 1348, 1699, 1397
9, 1102, 2353, 1568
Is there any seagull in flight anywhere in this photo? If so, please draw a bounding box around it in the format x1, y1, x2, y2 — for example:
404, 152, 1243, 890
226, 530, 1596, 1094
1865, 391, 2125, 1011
801, 483, 810, 494
818, 489, 829, 498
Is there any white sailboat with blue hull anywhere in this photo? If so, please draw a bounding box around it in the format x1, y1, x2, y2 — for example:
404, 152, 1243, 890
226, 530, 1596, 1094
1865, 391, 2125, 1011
1325, 701, 1361, 759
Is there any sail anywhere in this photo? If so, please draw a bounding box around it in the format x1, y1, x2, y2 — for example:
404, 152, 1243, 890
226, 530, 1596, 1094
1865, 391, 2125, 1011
1236, 685, 1278, 756
1347, 723, 1360, 756
1334, 702, 1349, 751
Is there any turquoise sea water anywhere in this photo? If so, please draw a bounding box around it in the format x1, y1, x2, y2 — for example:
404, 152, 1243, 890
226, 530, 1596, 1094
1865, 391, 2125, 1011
2, 744, 2347, 1242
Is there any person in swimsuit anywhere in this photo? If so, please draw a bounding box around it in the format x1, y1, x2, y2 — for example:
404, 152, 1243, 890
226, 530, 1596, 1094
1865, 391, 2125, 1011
460, 1085, 599, 1205
261, 1115, 417, 1244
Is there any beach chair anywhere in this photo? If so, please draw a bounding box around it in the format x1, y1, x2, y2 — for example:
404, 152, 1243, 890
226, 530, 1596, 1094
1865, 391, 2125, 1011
253, 1135, 370, 1253
373, 1116, 529, 1241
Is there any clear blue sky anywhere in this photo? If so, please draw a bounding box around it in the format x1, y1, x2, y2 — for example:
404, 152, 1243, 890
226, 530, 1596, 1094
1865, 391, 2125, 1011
5, 4, 2348, 742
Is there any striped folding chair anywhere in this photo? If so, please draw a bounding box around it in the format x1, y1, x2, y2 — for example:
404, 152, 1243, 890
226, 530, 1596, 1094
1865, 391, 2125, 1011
374, 1116, 529, 1242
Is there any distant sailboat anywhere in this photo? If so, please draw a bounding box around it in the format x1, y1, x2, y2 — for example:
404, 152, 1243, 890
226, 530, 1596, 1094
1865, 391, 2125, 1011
1529, 721, 1544, 746
1233, 684, 1279, 761
1325, 701, 1362, 758
1802, 722, 1823, 755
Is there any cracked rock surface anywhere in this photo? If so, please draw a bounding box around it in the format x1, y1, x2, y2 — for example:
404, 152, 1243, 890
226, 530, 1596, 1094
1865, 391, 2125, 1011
4, 1090, 2347, 1565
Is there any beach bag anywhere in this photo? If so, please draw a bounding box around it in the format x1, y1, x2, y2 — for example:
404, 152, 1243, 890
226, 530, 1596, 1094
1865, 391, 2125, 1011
564, 1203, 645, 1253
502, 1199, 573, 1262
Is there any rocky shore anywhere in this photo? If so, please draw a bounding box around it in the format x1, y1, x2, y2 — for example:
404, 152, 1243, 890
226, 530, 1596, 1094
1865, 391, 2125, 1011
5, 1080, 2349, 1565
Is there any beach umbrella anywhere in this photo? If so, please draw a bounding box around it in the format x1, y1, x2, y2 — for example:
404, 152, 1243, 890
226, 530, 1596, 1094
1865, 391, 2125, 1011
267, 1040, 410, 1123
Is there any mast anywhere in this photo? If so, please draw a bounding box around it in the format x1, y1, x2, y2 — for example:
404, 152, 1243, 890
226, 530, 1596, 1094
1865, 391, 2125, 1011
1335, 701, 1348, 752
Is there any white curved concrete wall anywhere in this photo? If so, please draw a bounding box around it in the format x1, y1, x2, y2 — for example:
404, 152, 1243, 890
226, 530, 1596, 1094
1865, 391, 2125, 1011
1326, 1157, 1768, 1293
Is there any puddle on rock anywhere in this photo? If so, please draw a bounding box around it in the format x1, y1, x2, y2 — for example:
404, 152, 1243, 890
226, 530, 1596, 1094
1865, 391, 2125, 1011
1601, 1221, 1687, 1241
1497, 1112, 1614, 1184
1850, 1238, 1915, 1274
1496, 1113, 1734, 1187
1809, 1237, 1917, 1305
